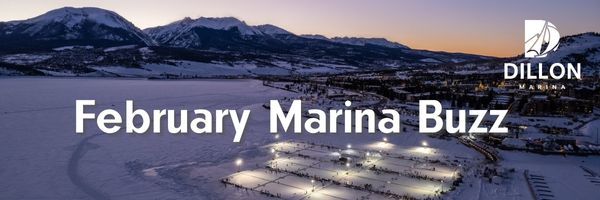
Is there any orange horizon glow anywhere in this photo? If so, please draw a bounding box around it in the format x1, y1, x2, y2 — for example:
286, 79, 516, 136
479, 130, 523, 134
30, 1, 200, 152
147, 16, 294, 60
1, 0, 599, 57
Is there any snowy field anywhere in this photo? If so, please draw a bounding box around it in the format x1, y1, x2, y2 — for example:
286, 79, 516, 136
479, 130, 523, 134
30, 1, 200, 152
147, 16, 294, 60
1, 77, 599, 200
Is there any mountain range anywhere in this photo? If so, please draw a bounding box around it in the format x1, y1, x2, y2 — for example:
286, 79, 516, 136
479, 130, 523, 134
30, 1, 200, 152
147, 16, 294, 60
0, 7, 598, 77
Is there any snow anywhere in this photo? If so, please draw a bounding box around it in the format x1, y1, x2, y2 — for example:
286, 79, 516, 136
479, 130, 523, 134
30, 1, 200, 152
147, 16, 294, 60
144, 16, 299, 48
254, 24, 292, 35
498, 150, 600, 200
146, 17, 292, 37
502, 138, 527, 148
145, 16, 263, 40
248, 66, 291, 76
38, 69, 90, 76
0, 77, 471, 200
24, 7, 132, 29
32, 59, 356, 78
91, 61, 251, 78
420, 58, 442, 63
0, 78, 293, 200
580, 118, 600, 139
103, 45, 137, 52
145, 18, 412, 50
138, 47, 153, 54
516, 32, 600, 64
52, 45, 94, 51
451, 58, 466, 63
191, 17, 261, 35
1, 77, 598, 200
8, 7, 156, 45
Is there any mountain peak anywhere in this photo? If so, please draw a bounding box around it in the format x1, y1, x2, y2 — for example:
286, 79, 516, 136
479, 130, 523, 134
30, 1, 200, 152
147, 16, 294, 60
0, 7, 156, 48
192, 17, 259, 34
145, 16, 264, 36
23, 7, 130, 29
179, 17, 194, 24
254, 24, 293, 35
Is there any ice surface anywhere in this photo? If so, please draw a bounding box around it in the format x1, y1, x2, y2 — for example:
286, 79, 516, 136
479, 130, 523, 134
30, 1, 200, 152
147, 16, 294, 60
1, 77, 598, 200
0, 78, 292, 199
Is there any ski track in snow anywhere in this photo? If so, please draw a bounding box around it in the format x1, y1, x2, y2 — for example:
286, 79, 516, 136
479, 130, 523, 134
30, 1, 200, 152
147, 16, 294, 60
68, 133, 110, 200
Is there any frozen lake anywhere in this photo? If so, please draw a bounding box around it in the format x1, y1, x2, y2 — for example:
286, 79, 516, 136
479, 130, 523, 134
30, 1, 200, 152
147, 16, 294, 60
0, 77, 298, 199
0, 77, 502, 200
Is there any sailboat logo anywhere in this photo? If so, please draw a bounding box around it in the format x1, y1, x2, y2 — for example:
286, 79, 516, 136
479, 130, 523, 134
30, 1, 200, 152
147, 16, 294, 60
524, 20, 560, 58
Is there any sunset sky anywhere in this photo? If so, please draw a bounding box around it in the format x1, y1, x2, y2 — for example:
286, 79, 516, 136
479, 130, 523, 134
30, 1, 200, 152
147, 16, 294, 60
1, 0, 599, 57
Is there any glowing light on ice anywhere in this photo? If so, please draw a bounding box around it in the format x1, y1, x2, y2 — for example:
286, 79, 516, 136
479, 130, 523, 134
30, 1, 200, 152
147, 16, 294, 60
411, 147, 434, 155
366, 141, 394, 150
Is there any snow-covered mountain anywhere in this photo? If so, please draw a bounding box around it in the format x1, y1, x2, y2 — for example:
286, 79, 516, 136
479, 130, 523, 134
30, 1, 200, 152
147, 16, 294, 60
515, 32, 600, 65
254, 24, 293, 35
0, 7, 155, 52
145, 17, 414, 50
144, 16, 478, 60
145, 17, 252, 48
145, 17, 293, 37
144, 18, 488, 65
144, 17, 297, 48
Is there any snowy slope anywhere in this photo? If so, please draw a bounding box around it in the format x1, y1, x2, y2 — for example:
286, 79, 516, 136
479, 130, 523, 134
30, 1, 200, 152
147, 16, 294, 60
188, 17, 262, 35
331, 37, 409, 49
145, 17, 294, 38
516, 32, 600, 64
144, 17, 262, 46
254, 24, 292, 35
21, 7, 142, 34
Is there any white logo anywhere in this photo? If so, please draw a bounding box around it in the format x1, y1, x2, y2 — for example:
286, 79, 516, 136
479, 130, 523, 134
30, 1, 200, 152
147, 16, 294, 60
524, 20, 560, 58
